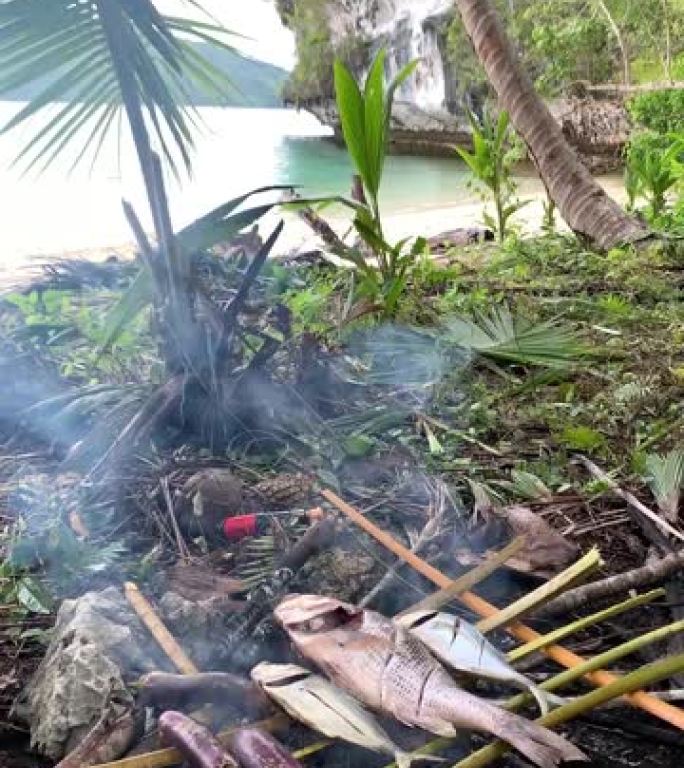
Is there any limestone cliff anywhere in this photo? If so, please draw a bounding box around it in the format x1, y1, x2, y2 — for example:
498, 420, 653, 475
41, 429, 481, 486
278, 0, 630, 168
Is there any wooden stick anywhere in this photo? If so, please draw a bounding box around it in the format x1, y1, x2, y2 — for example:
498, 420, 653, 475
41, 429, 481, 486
321, 488, 684, 730
579, 455, 684, 545
476, 548, 601, 634
124, 582, 198, 675
396, 537, 526, 618
539, 552, 684, 617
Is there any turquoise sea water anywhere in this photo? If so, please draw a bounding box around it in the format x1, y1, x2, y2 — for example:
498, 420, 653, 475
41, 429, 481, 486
0, 106, 473, 263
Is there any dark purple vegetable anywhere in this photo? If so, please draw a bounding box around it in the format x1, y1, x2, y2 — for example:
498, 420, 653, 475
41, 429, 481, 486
138, 672, 271, 715
158, 711, 238, 768
226, 728, 304, 768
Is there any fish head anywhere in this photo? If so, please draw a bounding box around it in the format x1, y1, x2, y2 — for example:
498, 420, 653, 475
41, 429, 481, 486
274, 594, 361, 634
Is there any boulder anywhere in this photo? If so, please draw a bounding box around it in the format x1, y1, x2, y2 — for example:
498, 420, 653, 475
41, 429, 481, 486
14, 586, 167, 759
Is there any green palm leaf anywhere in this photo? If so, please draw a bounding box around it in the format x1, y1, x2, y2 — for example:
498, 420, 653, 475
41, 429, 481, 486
645, 450, 684, 523
445, 306, 582, 368
100, 186, 286, 349
0, 0, 236, 175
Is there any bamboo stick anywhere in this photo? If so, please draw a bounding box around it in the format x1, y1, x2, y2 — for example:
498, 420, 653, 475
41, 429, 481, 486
452, 653, 684, 768
397, 537, 527, 618
321, 488, 684, 729
476, 548, 601, 633
124, 582, 198, 675
508, 588, 665, 662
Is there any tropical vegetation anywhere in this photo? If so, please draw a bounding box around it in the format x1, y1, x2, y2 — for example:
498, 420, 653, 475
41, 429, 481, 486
0, 5, 683, 765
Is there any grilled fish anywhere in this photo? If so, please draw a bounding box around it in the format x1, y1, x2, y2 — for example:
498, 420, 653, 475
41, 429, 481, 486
274, 595, 586, 768
396, 610, 549, 714
251, 662, 436, 768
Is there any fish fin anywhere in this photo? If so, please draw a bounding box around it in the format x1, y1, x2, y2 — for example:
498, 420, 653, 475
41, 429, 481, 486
512, 674, 551, 716
493, 712, 587, 768
528, 683, 551, 716
396, 752, 446, 768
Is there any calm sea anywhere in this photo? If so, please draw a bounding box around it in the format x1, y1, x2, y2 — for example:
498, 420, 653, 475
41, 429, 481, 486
0, 105, 472, 265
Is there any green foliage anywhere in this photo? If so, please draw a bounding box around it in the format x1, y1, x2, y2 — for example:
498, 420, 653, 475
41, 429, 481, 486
101, 186, 285, 348
644, 450, 684, 519
596, 294, 633, 318
445, 1, 684, 96
628, 90, 684, 135
0, 561, 53, 616
559, 425, 606, 451
285, 277, 337, 334
625, 131, 683, 219
456, 110, 528, 242
445, 305, 582, 369
331, 48, 425, 316
521, 11, 613, 93
3, 286, 151, 380
0, 0, 236, 175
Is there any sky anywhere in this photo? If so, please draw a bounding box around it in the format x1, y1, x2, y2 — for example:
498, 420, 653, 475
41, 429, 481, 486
158, 0, 296, 69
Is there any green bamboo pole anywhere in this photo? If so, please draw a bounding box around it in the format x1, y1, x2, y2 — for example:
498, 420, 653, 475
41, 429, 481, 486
382, 618, 684, 768
507, 588, 665, 662
477, 549, 602, 634
452, 653, 684, 768
510, 618, 684, 704
292, 740, 333, 759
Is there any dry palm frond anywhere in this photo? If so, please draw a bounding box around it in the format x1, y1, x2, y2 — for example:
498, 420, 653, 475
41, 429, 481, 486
445, 306, 582, 368
645, 450, 684, 522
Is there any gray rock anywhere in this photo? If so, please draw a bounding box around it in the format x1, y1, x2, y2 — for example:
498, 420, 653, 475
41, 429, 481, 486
15, 586, 167, 759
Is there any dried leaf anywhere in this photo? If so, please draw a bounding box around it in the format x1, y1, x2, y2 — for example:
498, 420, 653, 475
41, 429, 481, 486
495, 505, 579, 578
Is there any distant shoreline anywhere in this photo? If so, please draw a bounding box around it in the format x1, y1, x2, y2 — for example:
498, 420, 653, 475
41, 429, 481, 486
1, 174, 626, 286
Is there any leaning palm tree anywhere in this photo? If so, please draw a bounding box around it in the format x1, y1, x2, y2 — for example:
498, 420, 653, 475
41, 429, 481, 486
454, 0, 652, 250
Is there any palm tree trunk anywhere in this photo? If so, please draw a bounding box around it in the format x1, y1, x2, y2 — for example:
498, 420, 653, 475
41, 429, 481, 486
454, 0, 651, 250
98, 0, 195, 374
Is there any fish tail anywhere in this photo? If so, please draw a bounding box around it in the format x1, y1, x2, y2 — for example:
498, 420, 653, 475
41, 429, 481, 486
492, 712, 587, 768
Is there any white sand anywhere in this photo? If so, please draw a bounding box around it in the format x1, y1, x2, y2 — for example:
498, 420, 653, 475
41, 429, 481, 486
0, 173, 627, 288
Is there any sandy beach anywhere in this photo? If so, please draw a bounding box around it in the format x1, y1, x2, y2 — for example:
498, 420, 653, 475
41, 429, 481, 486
0, 171, 627, 289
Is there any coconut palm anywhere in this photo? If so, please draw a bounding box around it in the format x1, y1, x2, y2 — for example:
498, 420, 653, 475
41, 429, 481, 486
0, 0, 282, 376
0, 1, 287, 460
454, 0, 652, 250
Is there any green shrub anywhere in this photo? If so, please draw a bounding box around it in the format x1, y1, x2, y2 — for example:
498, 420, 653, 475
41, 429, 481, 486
625, 131, 683, 218
331, 49, 425, 316
628, 90, 684, 135
457, 110, 528, 241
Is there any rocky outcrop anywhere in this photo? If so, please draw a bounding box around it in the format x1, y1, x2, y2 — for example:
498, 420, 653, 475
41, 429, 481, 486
549, 96, 631, 173
281, 0, 632, 169
306, 98, 471, 156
